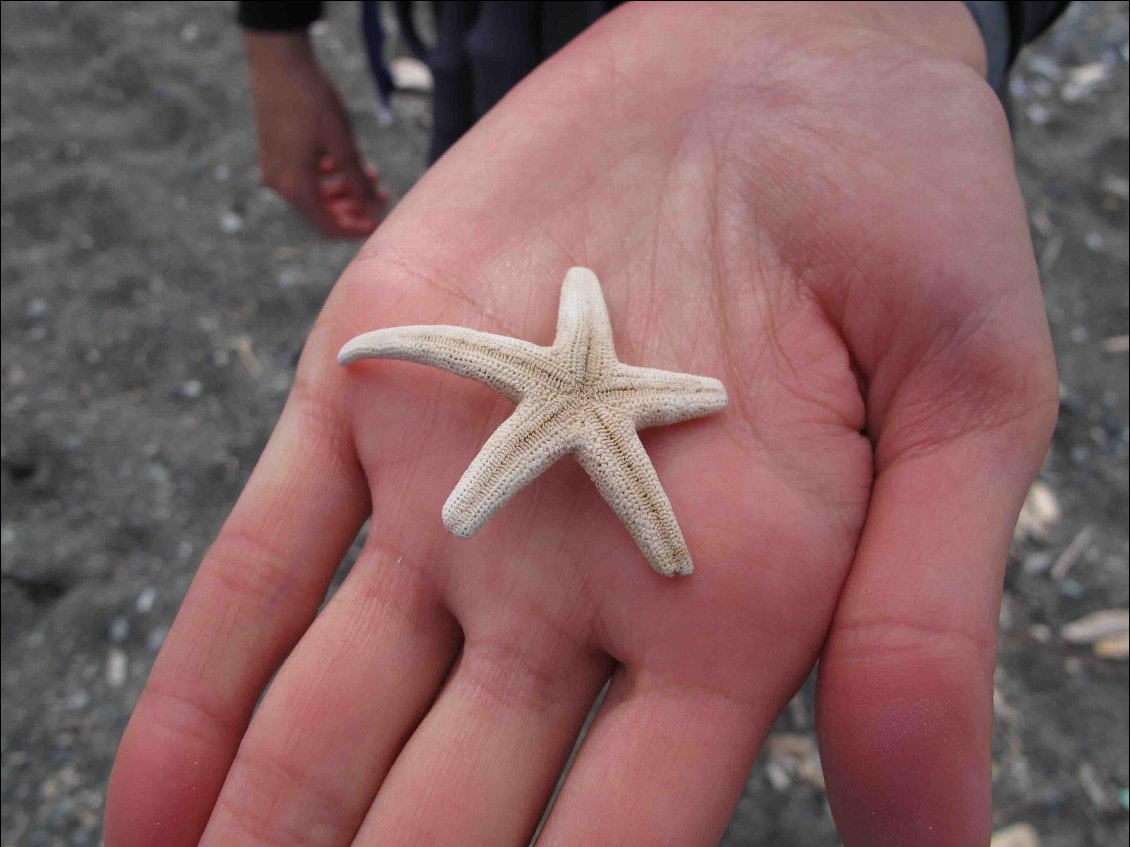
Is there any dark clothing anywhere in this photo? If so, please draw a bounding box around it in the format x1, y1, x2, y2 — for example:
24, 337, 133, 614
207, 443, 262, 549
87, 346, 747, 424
423, 1, 617, 161
238, 1, 1070, 162
238, 1, 322, 30
361, 1, 395, 106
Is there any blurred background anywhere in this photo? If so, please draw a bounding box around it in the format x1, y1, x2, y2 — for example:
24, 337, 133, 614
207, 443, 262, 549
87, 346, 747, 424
1, 2, 1126, 845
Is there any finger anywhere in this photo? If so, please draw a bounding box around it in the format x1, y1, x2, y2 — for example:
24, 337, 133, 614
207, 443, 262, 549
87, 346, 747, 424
817, 425, 1055, 843
199, 536, 460, 847
327, 198, 367, 222
318, 174, 353, 202
287, 178, 363, 239
353, 630, 611, 844
322, 136, 380, 218
317, 174, 379, 234
104, 376, 369, 847
329, 209, 378, 236
536, 665, 770, 846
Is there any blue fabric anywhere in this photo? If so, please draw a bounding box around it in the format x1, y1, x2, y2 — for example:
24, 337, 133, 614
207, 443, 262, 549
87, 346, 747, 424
964, 0, 1012, 95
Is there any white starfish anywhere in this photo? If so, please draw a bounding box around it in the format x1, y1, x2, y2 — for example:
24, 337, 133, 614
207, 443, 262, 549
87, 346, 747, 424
338, 267, 727, 576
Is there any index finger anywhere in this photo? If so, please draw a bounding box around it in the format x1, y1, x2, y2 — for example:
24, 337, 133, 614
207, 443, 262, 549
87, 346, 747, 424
104, 369, 369, 847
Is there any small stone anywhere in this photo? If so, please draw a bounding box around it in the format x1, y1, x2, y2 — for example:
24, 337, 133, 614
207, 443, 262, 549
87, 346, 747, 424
1101, 174, 1130, 200
25, 297, 49, 322
1062, 608, 1129, 642
277, 266, 303, 289
108, 616, 130, 643
105, 648, 128, 688
1025, 54, 1063, 81
273, 245, 301, 261
1059, 579, 1084, 599
218, 210, 243, 234
390, 56, 433, 92
1014, 481, 1060, 543
1094, 632, 1129, 660
135, 586, 157, 614
1023, 551, 1055, 575
764, 760, 791, 792
1062, 61, 1108, 101
1025, 103, 1050, 125
991, 822, 1039, 847
65, 690, 91, 711
147, 626, 168, 652
180, 379, 203, 399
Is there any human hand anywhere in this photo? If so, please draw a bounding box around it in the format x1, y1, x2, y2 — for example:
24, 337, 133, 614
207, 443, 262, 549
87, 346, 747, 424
107, 3, 1058, 845
244, 32, 389, 238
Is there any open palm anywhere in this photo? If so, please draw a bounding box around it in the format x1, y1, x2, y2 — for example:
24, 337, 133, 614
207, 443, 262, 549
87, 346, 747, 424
107, 4, 1058, 846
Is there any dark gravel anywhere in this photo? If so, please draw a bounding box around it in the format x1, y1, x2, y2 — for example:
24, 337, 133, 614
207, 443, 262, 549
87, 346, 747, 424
2, 3, 1126, 845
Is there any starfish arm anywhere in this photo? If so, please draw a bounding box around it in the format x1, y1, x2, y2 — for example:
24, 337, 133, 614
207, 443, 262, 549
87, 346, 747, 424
603, 365, 728, 428
338, 326, 558, 402
552, 267, 618, 378
575, 407, 693, 576
443, 398, 577, 538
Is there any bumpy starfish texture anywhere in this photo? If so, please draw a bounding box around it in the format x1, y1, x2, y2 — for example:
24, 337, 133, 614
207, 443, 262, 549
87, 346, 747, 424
338, 267, 727, 576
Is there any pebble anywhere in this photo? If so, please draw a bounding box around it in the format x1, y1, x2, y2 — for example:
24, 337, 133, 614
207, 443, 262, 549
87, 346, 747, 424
1026, 103, 1050, 125
764, 760, 791, 792
278, 266, 303, 289
1026, 54, 1064, 81
135, 586, 157, 614
1059, 579, 1085, 599
992, 822, 1040, 847
108, 616, 130, 643
64, 690, 91, 712
218, 210, 243, 234
105, 648, 127, 688
25, 297, 49, 322
1062, 61, 1109, 100
146, 626, 168, 653
1061, 608, 1130, 643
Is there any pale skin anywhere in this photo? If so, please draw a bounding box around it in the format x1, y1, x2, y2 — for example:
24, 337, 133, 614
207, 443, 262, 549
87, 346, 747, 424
105, 3, 1059, 845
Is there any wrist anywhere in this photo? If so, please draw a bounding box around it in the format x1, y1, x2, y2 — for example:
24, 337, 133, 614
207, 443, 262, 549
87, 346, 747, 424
242, 30, 318, 72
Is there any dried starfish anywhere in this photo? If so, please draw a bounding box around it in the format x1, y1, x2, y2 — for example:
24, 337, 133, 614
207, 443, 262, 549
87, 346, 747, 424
338, 267, 727, 576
